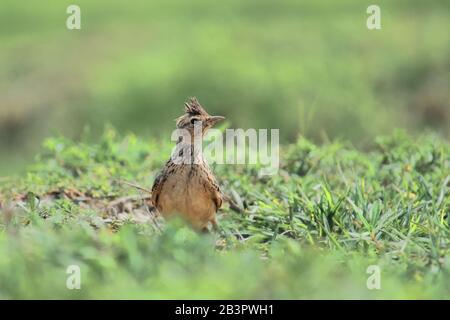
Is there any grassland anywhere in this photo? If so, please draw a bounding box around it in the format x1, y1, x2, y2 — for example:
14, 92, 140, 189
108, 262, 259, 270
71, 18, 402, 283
0, 0, 449, 300
0, 129, 448, 299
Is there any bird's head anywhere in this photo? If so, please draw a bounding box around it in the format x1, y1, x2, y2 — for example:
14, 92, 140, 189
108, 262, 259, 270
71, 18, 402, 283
175, 97, 225, 136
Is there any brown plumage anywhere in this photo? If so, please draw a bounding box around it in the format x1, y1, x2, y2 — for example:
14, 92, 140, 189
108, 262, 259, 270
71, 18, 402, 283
151, 97, 225, 230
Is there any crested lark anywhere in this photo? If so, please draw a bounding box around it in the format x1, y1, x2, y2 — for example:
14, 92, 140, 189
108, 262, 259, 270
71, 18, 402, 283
151, 97, 225, 230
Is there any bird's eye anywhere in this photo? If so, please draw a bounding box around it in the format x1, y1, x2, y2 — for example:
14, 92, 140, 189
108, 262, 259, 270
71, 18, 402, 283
190, 118, 199, 125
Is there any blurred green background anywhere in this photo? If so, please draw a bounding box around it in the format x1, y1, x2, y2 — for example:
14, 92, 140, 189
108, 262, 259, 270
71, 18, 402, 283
1, 0, 449, 174
0, 1, 449, 299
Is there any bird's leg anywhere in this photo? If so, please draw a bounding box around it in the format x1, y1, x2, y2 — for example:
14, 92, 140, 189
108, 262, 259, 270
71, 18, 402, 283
211, 217, 219, 231
201, 226, 210, 233
200, 218, 219, 234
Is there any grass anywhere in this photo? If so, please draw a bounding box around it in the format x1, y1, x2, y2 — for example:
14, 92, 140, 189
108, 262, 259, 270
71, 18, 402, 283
0, 129, 448, 299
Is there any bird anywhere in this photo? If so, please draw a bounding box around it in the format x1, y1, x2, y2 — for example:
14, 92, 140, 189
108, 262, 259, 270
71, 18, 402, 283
150, 97, 225, 231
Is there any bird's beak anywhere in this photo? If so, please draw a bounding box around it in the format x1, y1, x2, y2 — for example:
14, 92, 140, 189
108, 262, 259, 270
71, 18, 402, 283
208, 115, 225, 125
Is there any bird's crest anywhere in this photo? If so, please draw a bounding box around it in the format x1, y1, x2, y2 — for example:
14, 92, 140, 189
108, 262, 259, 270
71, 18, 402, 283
184, 97, 209, 116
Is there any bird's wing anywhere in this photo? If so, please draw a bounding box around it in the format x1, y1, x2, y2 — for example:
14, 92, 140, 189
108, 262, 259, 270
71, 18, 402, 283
150, 161, 171, 209
206, 174, 223, 211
